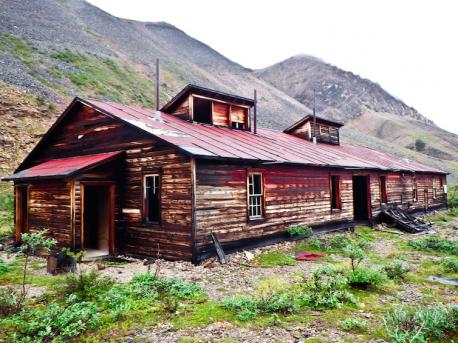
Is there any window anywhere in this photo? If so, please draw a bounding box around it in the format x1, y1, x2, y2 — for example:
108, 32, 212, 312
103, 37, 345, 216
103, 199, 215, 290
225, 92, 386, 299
231, 122, 244, 129
144, 175, 161, 223
432, 177, 437, 199
412, 177, 418, 202
330, 175, 341, 210
248, 174, 263, 219
320, 125, 330, 135
380, 176, 388, 204
193, 97, 212, 124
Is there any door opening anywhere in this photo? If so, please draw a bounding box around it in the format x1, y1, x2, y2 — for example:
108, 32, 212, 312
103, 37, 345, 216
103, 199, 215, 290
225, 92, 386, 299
353, 175, 370, 221
15, 185, 28, 241
82, 184, 114, 256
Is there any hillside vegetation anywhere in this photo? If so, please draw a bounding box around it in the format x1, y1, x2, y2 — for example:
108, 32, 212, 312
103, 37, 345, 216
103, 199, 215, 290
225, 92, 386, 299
0, 0, 456, 183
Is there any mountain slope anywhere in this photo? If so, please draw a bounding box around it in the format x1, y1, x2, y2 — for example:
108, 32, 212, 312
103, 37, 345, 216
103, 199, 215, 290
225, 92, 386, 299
256, 55, 458, 182
0, 0, 457, 182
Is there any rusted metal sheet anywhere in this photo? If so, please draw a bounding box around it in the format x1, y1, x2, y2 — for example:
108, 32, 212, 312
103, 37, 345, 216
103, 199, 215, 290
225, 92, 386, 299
83, 98, 445, 174
3, 151, 122, 181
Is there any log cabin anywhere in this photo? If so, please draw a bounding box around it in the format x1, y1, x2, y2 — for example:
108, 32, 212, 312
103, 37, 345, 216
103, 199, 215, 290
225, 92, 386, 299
2, 84, 448, 262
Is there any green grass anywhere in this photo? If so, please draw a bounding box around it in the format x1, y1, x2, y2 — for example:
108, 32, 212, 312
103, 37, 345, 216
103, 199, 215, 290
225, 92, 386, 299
253, 251, 297, 267
50, 49, 157, 107
0, 33, 35, 66
0, 187, 14, 240
172, 301, 235, 328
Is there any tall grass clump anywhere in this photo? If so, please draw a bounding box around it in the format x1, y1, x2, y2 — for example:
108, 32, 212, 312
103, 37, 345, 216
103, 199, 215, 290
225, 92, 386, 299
408, 235, 458, 255
384, 304, 458, 343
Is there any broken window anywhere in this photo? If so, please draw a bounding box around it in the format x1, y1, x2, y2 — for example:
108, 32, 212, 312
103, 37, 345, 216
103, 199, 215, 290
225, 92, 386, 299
432, 177, 437, 199
144, 174, 161, 223
231, 122, 244, 129
193, 97, 212, 124
248, 173, 263, 219
380, 176, 388, 204
413, 177, 418, 202
330, 175, 341, 210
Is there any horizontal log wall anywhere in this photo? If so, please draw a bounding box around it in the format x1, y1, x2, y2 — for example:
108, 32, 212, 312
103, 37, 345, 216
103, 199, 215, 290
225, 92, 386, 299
194, 161, 354, 249
122, 144, 193, 260
26, 180, 72, 247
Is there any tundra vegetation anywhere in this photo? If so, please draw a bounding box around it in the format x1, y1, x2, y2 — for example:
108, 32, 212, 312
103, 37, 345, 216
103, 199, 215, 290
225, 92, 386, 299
0, 187, 457, 341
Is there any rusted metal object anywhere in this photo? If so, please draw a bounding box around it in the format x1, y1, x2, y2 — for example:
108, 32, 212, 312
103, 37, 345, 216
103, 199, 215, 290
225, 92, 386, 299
295, 250, 327, 261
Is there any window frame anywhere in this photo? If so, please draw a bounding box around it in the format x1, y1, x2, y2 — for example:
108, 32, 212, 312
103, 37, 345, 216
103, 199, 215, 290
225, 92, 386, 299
247, 173, 264, 220
143, 174, 161, 224
330, 175, 342, 210
380, 175, 388, 204
412, 176, 418, 202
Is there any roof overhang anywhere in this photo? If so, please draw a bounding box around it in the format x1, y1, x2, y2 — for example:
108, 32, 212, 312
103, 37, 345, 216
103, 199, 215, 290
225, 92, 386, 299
2, 151, 123, 182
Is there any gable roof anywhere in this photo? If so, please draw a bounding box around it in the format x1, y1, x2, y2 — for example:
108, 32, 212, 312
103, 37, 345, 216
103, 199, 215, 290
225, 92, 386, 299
160, 84, 255, 113
78, 98, 445, 174
284, 114, 344, 133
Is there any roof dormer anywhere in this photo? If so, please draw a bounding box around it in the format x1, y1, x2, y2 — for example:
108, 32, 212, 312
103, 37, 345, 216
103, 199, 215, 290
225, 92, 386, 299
284, 115, 343, 145
160, 84, 254, 130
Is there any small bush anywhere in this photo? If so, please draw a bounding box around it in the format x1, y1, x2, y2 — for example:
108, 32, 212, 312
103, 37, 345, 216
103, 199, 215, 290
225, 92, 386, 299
342, 242, 366, 272
299, 266, 354, 309
15, 297, 99, 342
347, 267, 386, 289
222, 292, 294, 321
58, 270, 114, 301
287, 225, 313, 237
384, 304, 458, 343
447, 185, 458, 209
440, 257, 458, 273
408, 235, 458, 255
0, 287, 22, 317
0, 259, 10, 275
254, 251, 297, 268
340, 317, 368, 332
383, 260, 410, 280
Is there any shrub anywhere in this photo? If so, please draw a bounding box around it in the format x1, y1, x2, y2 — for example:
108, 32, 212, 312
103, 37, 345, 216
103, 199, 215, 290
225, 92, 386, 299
222, 292, 294, 321
347, 267, 386, 289
58, 270, 114, 301
254, 251, 297, 268
384, 304, 458, 343
288, 225, 313, 237
342, 242, 366, 272
440, 257, 458, 273
408, 235, 458, 255
16, 297, 99, 342
447, 185, 458, 209
0, 259, 10, 275
340, 317, 368, 332
0, 287, 22, 317
383, 260, 410, 280
299, 266, 354, 309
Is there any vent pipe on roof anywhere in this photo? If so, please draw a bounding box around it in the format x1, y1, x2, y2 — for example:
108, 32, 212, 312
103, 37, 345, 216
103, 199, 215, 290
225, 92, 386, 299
155, 58, 160, 111
312, 88, 317, 144
253, 89, 257, 134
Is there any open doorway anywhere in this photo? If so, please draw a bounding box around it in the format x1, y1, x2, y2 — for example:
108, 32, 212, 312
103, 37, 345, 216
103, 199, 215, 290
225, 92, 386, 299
193, 97, 212, 124
82, 184, 114, 257
353, 175, 370, 221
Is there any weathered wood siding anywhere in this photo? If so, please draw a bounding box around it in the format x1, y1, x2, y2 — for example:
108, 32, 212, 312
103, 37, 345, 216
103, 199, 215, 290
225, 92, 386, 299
121, 144, 193, 260
212, 102, 230, 127
15, 103, 193, 260
290, 120, 340, 145
169, 96, 190, 120
194, 161, 354, 249
26, 180, 72, 247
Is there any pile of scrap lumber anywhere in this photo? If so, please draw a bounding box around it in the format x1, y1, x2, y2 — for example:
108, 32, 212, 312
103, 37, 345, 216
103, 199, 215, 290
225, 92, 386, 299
379, 204, 433, 233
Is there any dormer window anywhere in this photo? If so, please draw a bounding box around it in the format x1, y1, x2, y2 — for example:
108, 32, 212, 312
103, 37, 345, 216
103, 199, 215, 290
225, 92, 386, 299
284, 115, 343, 145
160, 84, 254, 130
192, 97, 212, 124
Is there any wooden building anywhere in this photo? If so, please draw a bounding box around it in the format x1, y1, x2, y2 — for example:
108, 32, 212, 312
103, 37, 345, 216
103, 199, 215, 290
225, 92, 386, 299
3, 85, 448, 262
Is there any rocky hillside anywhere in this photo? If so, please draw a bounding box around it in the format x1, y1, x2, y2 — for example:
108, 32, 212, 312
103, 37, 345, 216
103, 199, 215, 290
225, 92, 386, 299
257, 55, 458, 182
0, 0, 457, 182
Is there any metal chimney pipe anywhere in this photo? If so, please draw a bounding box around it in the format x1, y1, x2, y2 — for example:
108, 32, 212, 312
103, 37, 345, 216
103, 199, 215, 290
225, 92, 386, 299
155, 58, 160, 111
253, 89, 257, 134
312, 88, 317, 144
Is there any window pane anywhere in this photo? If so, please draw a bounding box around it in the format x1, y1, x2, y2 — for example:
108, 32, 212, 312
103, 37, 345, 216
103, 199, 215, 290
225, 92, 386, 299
331, 176, 341, 209
146, 175, 160, 222
248, 174, 263, 218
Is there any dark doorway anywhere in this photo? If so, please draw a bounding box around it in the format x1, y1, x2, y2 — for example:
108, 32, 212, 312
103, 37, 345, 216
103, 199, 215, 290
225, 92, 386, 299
82, 185, 114, 255
193, 97, 212, 124
353, 176, 370, 221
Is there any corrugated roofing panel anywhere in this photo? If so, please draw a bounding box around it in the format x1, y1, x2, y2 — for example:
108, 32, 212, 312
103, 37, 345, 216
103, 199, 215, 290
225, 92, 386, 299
83, 99, 445, 174
3, 151, 122, 181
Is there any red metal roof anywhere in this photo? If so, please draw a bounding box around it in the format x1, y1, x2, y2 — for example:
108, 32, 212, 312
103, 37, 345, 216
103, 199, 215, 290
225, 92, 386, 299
82, 98, 445, 174
3, 151, 122, 181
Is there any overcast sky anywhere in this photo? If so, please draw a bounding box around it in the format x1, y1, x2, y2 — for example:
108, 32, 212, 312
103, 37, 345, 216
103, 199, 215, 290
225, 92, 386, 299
88, 0, 458, 134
